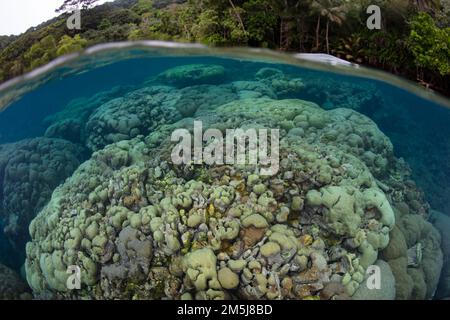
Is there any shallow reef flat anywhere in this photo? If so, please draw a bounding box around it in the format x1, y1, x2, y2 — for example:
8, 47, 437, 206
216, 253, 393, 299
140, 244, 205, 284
1, 63, 449, 300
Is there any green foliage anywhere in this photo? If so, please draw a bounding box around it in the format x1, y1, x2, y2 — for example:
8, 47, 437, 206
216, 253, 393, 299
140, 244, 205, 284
242, 0, 277, 45
435, 0, 450, 27
0, 36, 17, 50
408, 12, 450, 75
56, 35, 88, 56
362, 30, 413, 70
98, 18, 113, 30
191, 9, 223, 45
101, 23, 136, 41
108, 9, 141, 25
23, 35, 57, 70
333, 34, 365, 63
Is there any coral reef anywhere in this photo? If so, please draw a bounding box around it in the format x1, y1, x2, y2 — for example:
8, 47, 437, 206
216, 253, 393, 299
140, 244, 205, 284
381, 204, 443, 299
255, 68, 305, 98
0, 138, 85, 249
299, 76, 383, 111
157, 64, 226, 88
43, 81, 276, 154
25, 95, 430, 300
352, 260, 396, 300
253, 67, 383, 111
430, 210, 450, 299
0, 219, 24, 269
0, 263, 31, 300
44, 86, 133, 144
85, 86, 182, 151
175, 82, 276, 118
5, 66, 439, 301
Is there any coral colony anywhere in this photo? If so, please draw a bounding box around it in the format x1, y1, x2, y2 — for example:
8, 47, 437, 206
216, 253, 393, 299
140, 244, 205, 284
0, 63, 447, 301
170, 121, 280, 176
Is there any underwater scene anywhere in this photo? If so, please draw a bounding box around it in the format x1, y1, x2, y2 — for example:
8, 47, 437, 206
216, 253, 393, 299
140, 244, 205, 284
0, 44, 450, 301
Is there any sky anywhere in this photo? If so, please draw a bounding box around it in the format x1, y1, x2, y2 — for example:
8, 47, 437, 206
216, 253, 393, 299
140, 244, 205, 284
0, 0, 113, 36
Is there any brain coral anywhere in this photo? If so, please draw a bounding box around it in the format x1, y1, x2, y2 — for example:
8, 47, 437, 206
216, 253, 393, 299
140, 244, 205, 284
0, 137, 84, 249
25, 97, 413, 300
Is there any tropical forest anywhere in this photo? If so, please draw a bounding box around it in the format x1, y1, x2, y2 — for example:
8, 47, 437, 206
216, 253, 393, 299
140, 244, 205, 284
0, 0, 449, 96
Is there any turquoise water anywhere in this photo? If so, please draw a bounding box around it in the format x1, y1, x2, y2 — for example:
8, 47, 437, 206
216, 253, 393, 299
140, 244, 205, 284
0, 43, 449, 300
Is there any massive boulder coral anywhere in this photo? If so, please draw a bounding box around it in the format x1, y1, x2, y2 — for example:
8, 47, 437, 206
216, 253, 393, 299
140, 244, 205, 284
174, 84, 237, 118
352, 260, 396, 300
196, 98, 395, 177
44, 86, 133, 144
381, 204, 443, 299
431, 211, 450, 299
175, 82, 276, 118
85, 86, 182, 151
255, 68, 305, 98
83, 82, 276, 151
25, 97, 410, 300
0, 263, 31, 300
0, 138, 84, 249
156, 64, 226, 88
253, 67, 383, 111
0, 219, 24, 268
300, 76, 383, 111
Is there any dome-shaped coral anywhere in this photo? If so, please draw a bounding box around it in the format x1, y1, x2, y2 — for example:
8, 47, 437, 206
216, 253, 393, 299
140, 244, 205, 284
25, 94, 432, 300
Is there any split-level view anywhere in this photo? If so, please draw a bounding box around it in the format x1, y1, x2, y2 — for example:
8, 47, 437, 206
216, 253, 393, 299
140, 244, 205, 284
0, 0, 449, 301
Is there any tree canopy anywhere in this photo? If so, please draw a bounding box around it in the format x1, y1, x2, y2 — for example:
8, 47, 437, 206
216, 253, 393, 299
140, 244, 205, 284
0, 0, 449, 95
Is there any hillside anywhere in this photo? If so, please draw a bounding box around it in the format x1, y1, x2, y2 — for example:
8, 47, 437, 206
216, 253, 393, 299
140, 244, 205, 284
0, 36, 17, 51
0, 0, 449, 96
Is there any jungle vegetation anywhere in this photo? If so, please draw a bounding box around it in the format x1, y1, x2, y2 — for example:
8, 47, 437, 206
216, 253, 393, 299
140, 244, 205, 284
0, 0, 449, 95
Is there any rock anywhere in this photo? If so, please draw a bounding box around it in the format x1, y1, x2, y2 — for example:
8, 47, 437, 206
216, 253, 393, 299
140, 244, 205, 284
320, 282, 349, 300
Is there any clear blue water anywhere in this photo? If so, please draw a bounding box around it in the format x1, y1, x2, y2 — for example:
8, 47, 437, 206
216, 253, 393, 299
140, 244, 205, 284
0, 44, 449, 300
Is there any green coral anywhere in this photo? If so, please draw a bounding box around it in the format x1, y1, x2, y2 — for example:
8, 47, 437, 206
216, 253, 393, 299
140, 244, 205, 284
23, 84, 439, 301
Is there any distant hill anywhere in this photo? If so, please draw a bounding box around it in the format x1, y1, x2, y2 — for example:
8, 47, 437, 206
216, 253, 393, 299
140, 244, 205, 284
0, 36, 17, 51
0, 0, 141, 82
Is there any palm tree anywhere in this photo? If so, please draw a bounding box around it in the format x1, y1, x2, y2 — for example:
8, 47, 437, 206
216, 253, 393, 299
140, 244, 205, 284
310, 0, 348, 54
228, 0, 246, 34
